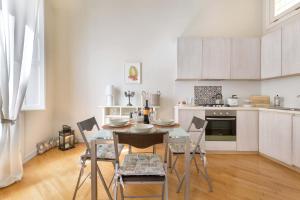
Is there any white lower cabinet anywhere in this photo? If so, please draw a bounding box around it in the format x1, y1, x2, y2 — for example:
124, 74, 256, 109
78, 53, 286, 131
237, 111, 259, 151
259, 111, 293, 165
175, 109, 205, 131
293, 115, 300, 168
174, 108, 205, 148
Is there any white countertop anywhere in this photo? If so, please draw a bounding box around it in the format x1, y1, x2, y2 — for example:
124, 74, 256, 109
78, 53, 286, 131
174, 105, 300, 115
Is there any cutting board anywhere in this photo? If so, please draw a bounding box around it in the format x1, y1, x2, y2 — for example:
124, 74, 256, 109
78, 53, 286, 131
250, 96, 270, 108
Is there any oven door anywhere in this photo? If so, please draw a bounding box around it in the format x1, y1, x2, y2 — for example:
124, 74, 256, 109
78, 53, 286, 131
205, 116, 236, 141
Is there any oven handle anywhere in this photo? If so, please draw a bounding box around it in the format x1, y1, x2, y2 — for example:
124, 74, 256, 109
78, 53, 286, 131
206, 117, 236, 121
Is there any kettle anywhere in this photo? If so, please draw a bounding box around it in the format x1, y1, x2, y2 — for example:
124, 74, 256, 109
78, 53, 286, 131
215, 93, 223, 105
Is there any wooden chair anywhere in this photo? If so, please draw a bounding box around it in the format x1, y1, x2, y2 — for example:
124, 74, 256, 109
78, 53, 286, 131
113, 131, 169, 200
73, 117, 123, 200
169, 116, 213, 192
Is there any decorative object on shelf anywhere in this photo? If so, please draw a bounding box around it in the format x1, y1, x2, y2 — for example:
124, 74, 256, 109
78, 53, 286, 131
36, 137, 59, 155
59, 125, 75, 151
141, 90, 147, 106
105, 84, 114, 106
124, 90, 135, 106
150, 90, 160, 106
124, 62, 141, 84
194, 86, 222, 105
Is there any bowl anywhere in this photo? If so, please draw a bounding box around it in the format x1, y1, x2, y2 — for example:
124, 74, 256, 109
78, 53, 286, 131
130, 124, 154, 133
108, 118, 129, 126
153, 119, 174, 126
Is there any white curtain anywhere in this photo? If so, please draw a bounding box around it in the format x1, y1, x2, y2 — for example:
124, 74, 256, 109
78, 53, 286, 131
0, 0, 40, 187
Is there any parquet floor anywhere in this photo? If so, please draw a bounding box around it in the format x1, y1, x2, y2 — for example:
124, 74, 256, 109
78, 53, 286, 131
1, 144, 300, 200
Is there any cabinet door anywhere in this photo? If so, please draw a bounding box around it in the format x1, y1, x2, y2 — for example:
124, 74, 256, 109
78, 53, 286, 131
261, 29, 282, 79
176, 109, 205, 131
237, 111, 259, 151
202, 38, 231, 79
176, 109, 205, 148
177, 37, 202, 79
272, 112, 293, 165
293, 115, 300, 168
259, 111, 293, 165
282, 18, 300, 76
231, 38, 261, 79
259, 111, 271, 156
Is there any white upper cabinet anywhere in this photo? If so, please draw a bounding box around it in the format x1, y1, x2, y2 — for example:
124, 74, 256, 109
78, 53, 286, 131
230, 38, 261, 79
237, 111, 259, 151
22, 0, 45, 110
282, 17, 300, 76
261, 29, 282, 79
177, 37, 203, 79
202, 38, 231, 79
293, 115, 300, 168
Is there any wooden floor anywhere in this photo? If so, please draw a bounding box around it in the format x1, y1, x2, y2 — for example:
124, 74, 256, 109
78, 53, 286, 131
1, 144, 300, 200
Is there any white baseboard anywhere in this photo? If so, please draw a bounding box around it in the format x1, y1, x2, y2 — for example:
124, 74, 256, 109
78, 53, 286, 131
205, 141, 237, 151
23, 150, 37, 164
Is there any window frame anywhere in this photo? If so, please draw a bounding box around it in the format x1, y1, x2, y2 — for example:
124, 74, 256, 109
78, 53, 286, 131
22, 0, 45, 111
266, 0, 300, 29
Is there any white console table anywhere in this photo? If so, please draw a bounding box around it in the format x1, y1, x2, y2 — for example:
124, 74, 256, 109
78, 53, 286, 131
98, 105, 159, 125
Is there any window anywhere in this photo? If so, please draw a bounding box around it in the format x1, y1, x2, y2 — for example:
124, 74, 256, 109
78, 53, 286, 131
274, 0, 300, 16
22, 0, 45, 111
269, 0, 300, 24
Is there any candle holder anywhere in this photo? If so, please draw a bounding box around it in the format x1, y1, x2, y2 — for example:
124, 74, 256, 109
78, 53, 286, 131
124, 91, 135, 106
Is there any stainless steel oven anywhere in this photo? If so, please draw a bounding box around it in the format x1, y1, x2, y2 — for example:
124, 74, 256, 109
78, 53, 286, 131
205, 110, 236, 141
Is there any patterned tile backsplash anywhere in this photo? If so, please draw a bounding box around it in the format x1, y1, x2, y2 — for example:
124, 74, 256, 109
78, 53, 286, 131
194, 86, 222, 105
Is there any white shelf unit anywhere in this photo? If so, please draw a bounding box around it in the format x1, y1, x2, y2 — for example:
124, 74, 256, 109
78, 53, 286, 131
98, 105, 160, 125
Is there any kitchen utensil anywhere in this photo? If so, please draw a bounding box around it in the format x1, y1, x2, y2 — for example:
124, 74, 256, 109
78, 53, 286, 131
243, 99, 253, 107
250, 96, 270, 108
215, 93, 223, 105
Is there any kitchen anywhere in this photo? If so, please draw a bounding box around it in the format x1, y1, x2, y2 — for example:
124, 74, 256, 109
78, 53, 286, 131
173, 14, 300, 170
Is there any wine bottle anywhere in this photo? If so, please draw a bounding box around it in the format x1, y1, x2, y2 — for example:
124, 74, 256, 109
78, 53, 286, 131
143, 100, 150, 124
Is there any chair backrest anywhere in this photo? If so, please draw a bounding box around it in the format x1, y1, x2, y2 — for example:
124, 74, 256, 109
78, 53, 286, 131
187, 116, 208, 154
113, 131, 169, 164
77, 117, 100, 152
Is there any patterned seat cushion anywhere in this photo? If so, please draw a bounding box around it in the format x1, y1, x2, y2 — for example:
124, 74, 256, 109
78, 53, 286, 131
169, 143, 204, 154
97, 144, 124, 159
119, 154, 165, 176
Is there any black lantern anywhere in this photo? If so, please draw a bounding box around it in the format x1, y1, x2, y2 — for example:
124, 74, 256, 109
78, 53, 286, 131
59, 125, 75, 151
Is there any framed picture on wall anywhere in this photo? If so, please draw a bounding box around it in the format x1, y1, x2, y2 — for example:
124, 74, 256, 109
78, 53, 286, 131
124, 62, 141, 84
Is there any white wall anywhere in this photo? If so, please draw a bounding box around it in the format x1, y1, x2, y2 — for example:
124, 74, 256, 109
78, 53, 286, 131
175, 81, 261, 105
175, 0, 263, 105
22, 0, 263, 155
261, 76, 300, 108
261, 0, 300, 108
52, 0, 262, 136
